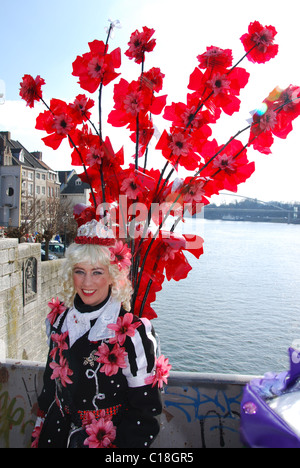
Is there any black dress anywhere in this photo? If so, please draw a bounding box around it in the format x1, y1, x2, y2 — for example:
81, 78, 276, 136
33, 294, 162, 448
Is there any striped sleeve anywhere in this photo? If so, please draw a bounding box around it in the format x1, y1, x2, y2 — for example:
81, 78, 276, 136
122, 317, 157, 388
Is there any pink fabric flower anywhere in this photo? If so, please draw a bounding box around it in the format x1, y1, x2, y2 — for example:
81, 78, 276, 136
82, 411, 98, 428
120, 173, 143, 199
84, 416, 116, 448
145, 355, 172, 388
107, 313, 141, 345
31, 422, 43, 448
47, 297, 66, 325
96, 343, 127, 376
50, 357, 73, 387
50, 331, 69, 359
109, 240, 132, 270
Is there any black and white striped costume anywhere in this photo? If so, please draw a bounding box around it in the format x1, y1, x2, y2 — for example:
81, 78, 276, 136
34, 294, 162, 448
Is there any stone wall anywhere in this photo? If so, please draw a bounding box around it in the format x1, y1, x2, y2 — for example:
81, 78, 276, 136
0, 238, 64, 362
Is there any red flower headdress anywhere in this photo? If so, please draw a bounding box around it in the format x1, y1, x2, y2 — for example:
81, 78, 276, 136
20, 19, 300, 319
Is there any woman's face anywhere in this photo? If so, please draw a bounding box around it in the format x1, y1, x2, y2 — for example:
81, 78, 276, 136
73, 262, 112, 307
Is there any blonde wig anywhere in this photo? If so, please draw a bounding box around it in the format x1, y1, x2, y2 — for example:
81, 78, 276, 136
62, 243, 132, 311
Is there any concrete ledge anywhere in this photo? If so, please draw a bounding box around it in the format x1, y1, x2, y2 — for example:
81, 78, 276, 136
0, 238, 19, 250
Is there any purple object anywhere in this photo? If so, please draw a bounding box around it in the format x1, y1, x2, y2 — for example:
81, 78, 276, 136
240, 348, 300, 448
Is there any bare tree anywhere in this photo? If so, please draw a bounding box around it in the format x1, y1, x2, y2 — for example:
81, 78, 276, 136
5, 201, 43, 242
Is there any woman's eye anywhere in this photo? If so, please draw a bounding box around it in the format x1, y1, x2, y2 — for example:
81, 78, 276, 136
74, 270, 84, 275
93, 271, 103, 275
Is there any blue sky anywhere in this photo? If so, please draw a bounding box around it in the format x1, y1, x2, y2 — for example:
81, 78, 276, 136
0, 0, 299, 202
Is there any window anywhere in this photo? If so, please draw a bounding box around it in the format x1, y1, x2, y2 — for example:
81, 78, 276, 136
36, 173, 40, 179
36, 186, 40, 195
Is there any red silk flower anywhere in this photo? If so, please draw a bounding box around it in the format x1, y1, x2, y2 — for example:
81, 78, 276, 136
197, 46, 233, 71
69, 94, 95, 125
35, 98, 76, 150
155, 129, 200, 171
200, 138, 256, 192
240, 21, 278, 64
72, 40, 121, 93
125, 26, 156, 64
249, 85, 300, 154
188, 66, 250, 116
19, 74, 45, 108
108, 78, 166, 129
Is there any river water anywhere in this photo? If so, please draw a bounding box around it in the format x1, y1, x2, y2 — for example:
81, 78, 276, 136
153, 219, 300, 376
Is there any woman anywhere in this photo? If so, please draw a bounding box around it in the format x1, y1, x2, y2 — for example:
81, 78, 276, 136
32, 238, 163, 448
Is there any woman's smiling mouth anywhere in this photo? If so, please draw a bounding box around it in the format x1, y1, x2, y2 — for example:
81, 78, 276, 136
82, 290, 96, 296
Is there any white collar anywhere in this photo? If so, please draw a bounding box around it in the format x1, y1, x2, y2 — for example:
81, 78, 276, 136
61, 296, 121, 347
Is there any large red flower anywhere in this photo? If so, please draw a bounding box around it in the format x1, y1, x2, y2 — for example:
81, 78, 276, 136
164, 93, 219, 131
71, 130, 123, 173
240, 21, 278, 64
69, 94, 95, 124
248, 85, 300, 154
19, 74, 45, 108
72, 40, 121, 93
277, 85, 300, 122
35, 98, 76, 150
197, 46, 233, 71
141, 67, 165, 93
125, 26, 156, 64
200, 138, 255, 191
156, 129, 200, 170
180, 176, 220, 215
108, 78, 166, 129
188, 66, 249, 116
141, 232, 204, 284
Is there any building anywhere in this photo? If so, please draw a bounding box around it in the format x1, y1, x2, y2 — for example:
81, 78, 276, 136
0, 131, 60, 230
59, 169, 90, 208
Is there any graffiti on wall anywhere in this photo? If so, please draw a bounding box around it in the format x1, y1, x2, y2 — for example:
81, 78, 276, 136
164, 385, 243, 448
0, 368, 39, 448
